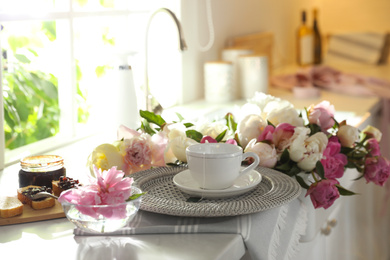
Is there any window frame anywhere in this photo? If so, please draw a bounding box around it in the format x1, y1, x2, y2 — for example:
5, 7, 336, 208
0, 2, 163, 170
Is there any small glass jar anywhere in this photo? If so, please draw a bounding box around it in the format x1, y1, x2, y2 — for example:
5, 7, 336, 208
18, 155, 66, 188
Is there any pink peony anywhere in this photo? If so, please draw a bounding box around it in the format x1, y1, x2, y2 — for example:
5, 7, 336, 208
59, 166, 134, 219
365, 138, 381, 157
272, 123, 295, 152
200, 136, 218, 143
258, 125, 275, 143
257, 123, 295, 154
93, 166, 133, 203
225, 139, 238, 145
201, 136, 237, 145
117, 124, 141, 139
321, 139, 348, 179
117, 125, 168, 170
364, 156, 390, 186
308, 101, 335, 130
306, 179, 340, 209
150, 131, 169, 167
123, 135, 153, 174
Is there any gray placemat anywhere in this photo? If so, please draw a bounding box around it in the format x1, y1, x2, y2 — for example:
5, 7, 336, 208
132, 166, 301, 217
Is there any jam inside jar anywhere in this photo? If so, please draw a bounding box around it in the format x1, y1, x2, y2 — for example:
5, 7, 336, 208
18, 155, 66, 188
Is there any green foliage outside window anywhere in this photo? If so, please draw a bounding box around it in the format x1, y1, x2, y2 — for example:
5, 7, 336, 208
2, 21, 89, 150
3, 60, 60, 150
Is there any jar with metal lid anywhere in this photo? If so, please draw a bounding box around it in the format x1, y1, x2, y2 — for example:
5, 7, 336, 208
18, 155, 66, 188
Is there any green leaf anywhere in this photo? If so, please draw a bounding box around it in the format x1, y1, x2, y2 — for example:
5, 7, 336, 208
279, 149, 290, 164
184, 122, 194, 128
295, 175, 311, 190
298, 111, 303, 118
186, 130, 203, 143
176, 112, 184, 122
77, 0, 88, 7
166, 160, 187, 167
7, 35, 30, 53
351, 150, 368, 159
126, 192, 146, 201
215, 129, 227, 142
42, 21, 56, 41
331, 117, 340, 128
308, 123, 322, 135
14, 54, 30, 64
315, 161, 325, 179
340, 146, 354, 155
234, 133, 242, 147
353, 174, 365, 181
225, 113, 237, 132
275, 161, 293, 174
335, 184, 357, 196
288, 164, 302, 176
95, 65, 109, 78
140, 110, 166, 127
267, 120, 275, 127
140, 120, 156, 135
100, 0, 115, 8
345, 161, 358, 169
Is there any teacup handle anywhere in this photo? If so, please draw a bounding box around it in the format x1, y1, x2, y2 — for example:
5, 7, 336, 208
240, 152, 260, 176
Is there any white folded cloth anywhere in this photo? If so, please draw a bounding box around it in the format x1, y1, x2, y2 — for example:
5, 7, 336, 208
74, 198, 307, 260
326, 32, 390, 65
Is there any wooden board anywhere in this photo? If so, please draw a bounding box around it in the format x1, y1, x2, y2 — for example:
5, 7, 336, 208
0, 199, 65, 226
229, 31, 274, 74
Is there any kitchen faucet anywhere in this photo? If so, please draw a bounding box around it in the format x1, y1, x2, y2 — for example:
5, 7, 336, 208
144, 8, 187, 114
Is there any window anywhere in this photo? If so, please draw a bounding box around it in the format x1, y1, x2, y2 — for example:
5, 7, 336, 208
0, 0, 182, 169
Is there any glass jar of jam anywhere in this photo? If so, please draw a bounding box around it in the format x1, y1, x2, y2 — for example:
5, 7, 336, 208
18, 155, 66, 188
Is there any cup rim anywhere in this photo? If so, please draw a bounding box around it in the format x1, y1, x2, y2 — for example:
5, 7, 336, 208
186, 143, 242, 158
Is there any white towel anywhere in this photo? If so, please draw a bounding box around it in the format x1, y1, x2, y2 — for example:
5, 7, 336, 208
74, 198, 307, 260
326, 32, 390, 65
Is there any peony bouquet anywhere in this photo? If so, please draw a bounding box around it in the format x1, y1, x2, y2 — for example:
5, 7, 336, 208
87, 92, 390, 210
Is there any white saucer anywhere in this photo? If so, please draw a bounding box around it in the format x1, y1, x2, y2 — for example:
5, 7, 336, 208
173, 168, 262, 199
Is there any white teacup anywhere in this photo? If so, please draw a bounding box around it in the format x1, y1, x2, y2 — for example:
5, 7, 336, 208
186, 143, 260, 190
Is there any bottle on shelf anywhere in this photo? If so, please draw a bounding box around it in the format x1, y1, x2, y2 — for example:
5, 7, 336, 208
296, 10, 313, 66
313, 8, 322, 65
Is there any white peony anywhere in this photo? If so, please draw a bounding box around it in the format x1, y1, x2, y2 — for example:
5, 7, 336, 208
247, 92, 283, 111
337, 125, 359, 147
244, 139, 277, 168
361, 125, 382, 142
234, 103, 261, 123
236, 114, 267, 149
164, 136, 198, 163
87, 143, 123, 177
195, 119, 230, 140
164, 122, 187, 140
265, 102, 304, 127
289, 127, 328, 171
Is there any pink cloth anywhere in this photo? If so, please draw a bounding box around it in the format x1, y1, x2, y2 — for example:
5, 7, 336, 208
271, 65, 390, 98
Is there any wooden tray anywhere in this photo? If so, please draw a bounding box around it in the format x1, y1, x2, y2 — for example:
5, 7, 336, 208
0, 199, 65, 226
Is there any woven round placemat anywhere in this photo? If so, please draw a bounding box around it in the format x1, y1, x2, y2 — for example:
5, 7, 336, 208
132, 166, 301, 217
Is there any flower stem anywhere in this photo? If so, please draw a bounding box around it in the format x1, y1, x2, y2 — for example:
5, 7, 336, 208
311, 171, 319, 182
